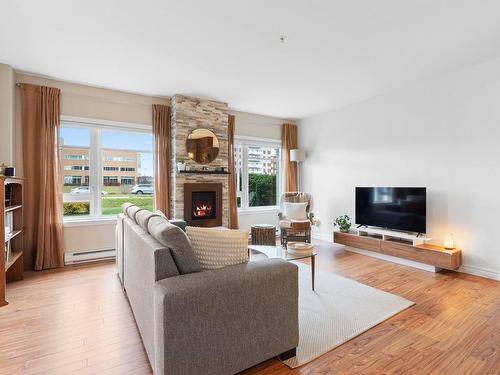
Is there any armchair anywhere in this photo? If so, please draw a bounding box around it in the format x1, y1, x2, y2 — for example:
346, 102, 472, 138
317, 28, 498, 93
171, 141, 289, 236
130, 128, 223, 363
278, 192, 315, 247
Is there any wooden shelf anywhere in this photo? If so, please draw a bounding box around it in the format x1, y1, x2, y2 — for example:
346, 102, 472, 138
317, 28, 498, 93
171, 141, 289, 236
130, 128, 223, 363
334, 231, 462, 271
1, 176, 25, 305
5, 251, 22, 271
5, 229, 22, 242
5, 205, 22, 213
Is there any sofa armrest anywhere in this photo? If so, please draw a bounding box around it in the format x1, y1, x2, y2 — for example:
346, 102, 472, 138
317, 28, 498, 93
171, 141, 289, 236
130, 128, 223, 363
154, 259, 298, 375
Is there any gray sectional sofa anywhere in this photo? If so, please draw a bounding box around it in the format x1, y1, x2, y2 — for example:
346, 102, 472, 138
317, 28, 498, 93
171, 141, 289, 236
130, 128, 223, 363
116, 204, 299, 375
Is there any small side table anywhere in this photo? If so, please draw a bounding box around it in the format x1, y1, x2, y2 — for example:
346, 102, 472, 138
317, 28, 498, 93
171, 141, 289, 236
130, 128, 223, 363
281, 220, 311, 248
251, 224, 276, 246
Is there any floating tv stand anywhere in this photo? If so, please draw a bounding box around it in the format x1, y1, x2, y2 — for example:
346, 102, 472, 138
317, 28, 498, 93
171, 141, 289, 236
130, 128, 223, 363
356, 227, 432, 246
334, 228, 461, 272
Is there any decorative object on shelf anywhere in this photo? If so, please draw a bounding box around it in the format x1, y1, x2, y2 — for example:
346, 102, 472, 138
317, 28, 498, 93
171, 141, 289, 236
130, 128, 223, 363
176, 158, 186, 172
334, 214, 351, 233
4, 167, 15, 177
443, 233, 455, 250
0, 164, 5, 176
290, 149, 305, 191
186, 128, 220, 164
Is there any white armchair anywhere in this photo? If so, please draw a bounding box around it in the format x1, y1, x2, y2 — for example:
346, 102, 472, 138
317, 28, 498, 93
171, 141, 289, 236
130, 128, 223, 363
278, 192, 314, 247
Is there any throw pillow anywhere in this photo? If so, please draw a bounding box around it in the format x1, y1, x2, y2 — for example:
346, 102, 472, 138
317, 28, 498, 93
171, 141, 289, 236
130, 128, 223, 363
186, 226, 249, 270
284, 202, 308, 220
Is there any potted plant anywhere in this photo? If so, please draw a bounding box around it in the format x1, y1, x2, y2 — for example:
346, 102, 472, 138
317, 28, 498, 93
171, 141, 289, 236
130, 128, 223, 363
334, 215, 351, 233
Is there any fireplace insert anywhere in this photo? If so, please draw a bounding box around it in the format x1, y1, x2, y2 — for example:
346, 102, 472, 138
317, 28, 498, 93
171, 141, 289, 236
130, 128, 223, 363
191, 191, 216, 220
184, 183, 223, 227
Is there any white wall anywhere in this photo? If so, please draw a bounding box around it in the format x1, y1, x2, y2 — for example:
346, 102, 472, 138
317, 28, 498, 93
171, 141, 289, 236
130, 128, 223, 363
298, 57, 500, 280
0, 63, 15, 165
232, 110, 283, 140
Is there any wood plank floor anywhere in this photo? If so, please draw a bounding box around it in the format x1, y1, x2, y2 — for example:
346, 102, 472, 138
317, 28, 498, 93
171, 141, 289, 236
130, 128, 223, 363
0, 241, 498, 374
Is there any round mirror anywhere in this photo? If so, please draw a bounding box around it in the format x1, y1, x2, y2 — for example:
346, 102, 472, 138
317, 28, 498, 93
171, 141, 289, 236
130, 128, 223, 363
186, 128, 220, 164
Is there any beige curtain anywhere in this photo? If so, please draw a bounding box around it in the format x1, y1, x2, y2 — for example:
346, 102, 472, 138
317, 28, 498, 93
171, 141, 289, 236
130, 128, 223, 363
228, 115, 239, 229
282, 123, 298, 192
152, 104, 171, 217
20, 84, 64, 270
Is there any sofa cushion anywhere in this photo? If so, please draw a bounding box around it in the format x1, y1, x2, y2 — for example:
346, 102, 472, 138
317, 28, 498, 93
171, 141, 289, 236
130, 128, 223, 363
122, 202, 134, 215
136, 210, 160, 231
155, 210, 187, 231
186, 226, 249, 270
126, 205, 143, 221
148, 216, 201, 274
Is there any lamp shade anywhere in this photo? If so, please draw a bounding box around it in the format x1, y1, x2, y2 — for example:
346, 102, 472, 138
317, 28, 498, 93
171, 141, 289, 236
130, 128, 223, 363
290, 149, 305, 162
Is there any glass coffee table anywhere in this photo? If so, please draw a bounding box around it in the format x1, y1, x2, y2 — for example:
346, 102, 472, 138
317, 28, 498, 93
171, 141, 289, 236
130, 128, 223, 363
248, 245, 317, 290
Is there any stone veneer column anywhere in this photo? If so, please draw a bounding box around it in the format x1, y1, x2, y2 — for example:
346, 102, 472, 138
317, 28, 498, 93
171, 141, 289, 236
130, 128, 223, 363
170, 95, 230, 227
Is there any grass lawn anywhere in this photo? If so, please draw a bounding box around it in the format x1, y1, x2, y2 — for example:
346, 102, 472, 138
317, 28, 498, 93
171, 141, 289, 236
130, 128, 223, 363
64, 195, 153, 216
101, 196, 153, 215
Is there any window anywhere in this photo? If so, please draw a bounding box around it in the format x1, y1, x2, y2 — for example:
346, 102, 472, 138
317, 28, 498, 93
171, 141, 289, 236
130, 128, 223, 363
104, 156, 136, 162
234, 138, 281, 209
60, 121, 154, 219
121, 177, 135, 185
64, 154, 88, 160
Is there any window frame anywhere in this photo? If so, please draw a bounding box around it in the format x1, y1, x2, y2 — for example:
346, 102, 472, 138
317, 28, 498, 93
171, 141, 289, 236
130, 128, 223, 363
60, 116, 153, 223
234, 136, 282, 212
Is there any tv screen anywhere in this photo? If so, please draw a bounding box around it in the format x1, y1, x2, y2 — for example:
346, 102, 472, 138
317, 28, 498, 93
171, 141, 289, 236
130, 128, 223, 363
355, 187, 426, 233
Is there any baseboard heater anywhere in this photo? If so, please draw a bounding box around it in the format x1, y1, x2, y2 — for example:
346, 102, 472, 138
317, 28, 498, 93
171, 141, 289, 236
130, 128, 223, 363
64, 248, 116, 265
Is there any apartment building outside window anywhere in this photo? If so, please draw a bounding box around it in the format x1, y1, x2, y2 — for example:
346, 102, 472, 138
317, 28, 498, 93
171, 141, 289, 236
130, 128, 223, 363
60, 120, 154, 219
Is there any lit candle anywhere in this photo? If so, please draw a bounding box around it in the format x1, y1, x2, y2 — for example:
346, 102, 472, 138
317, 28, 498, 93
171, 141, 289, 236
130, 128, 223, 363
444, 234, 455, 250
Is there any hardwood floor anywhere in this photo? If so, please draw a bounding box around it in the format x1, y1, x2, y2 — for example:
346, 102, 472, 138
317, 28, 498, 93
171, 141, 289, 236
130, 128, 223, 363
0, 241, 498, 374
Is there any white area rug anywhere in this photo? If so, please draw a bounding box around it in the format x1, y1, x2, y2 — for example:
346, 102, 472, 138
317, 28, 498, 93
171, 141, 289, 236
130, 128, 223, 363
284, 262, 414, 368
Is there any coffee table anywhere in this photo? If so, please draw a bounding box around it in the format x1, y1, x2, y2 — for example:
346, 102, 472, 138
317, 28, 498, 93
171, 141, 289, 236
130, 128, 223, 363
248, 245, 317, 291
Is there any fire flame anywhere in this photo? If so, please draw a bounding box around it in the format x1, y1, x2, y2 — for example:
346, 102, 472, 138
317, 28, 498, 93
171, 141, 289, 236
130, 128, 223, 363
193, 204, 212, 218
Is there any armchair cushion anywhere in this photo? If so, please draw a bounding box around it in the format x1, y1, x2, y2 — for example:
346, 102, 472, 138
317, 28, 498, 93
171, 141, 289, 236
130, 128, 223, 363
283, 201, 308, 220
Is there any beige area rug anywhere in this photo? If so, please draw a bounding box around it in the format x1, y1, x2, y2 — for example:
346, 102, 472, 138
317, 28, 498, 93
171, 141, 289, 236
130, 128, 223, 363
284, 262, 414, 368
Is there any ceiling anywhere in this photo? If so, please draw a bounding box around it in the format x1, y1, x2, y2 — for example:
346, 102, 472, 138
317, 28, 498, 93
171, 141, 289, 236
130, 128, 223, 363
1, 1, 500, 119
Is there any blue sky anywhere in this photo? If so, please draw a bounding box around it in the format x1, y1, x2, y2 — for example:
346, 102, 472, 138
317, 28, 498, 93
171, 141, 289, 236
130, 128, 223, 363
60, 127, 154, 176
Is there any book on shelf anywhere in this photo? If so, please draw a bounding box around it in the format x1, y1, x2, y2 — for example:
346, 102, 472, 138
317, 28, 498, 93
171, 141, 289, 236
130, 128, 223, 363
5, 241, 10, 263
4, 211, 13, 235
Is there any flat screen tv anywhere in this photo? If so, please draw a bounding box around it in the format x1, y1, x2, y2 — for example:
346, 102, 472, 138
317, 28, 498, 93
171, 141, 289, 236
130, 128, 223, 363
355, 187, 426, 233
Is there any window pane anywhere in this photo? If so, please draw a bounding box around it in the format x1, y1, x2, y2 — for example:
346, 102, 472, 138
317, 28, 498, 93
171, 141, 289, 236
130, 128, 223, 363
101, 130, 154, 215
60, 127, 91, 217
247, 145, 279, 207
234, 143, 243, 208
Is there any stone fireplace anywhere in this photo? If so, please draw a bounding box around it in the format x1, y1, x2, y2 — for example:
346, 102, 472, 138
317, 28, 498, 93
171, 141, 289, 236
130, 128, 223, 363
183, 183, 222, 227
170, 95, 230, 227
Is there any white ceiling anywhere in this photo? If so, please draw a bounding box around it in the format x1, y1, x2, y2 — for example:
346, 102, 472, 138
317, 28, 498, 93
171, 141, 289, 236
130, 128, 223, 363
1, 1, 500, 119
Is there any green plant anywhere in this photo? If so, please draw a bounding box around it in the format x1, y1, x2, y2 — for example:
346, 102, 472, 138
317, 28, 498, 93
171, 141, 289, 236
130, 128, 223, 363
63, 202, 90, 216
334, 214, 351, 233
248, 173, 277, 207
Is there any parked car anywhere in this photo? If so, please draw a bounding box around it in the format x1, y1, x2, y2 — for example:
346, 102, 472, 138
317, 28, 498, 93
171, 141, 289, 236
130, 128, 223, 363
70, 187, 108, 196
130, 184, 154, 195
